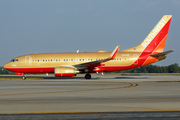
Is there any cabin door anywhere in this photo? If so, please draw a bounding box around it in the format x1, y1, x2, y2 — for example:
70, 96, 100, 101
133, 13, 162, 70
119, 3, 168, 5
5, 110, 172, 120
25, 56, 31, 66
133, 54, 138, 65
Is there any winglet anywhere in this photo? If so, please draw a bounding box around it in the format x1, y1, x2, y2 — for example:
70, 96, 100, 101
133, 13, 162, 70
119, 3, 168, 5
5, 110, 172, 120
108, 45, 119, 60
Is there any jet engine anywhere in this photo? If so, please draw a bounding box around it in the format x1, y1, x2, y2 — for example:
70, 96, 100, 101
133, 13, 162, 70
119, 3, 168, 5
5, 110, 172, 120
55, 67, 79, 77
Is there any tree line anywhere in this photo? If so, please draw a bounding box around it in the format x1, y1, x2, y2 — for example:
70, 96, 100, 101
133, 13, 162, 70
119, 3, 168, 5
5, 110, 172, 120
0, 67, 14, 74
119, 63, 180, 73
0, 63, 180, 74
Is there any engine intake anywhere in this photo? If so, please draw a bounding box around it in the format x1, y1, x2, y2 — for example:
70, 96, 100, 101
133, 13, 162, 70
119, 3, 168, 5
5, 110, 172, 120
55, 67, 79, 77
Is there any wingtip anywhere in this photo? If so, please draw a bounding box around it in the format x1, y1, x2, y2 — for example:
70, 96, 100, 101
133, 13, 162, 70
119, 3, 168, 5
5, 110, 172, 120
115, 45, 120, 51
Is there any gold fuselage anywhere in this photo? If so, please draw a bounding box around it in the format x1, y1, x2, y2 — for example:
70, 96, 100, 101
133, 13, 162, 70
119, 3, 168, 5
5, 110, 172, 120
4, 51, 141, 69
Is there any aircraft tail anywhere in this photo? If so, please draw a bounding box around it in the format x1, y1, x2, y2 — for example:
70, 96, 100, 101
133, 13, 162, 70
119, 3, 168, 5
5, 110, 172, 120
123, 15, 172, 66
134, 15, 172, 53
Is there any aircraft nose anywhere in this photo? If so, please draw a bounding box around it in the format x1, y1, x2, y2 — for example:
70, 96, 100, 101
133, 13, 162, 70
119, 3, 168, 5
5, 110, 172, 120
3, 63, 9, 69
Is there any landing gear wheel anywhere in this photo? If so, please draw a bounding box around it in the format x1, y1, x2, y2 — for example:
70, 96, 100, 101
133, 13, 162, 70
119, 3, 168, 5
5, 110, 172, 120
85, 73, 91, 79
22, 76, 26, 80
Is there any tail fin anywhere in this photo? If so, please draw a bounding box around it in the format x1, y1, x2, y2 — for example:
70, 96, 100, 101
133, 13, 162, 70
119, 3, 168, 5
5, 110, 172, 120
135, 15, 172, 53
123, 15, 172, 53
122, 15, 172, 66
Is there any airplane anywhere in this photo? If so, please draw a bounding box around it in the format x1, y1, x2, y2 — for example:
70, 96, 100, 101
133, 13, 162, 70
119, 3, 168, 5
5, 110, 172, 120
3, 15, 174, 80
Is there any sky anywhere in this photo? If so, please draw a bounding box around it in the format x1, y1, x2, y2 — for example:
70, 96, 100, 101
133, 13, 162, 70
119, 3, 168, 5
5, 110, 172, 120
0, 0, 180, 66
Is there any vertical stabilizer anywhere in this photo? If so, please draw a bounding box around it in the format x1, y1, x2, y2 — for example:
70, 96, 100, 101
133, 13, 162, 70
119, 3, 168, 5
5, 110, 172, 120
135, 15, 172, 53
122, 15, 172, 66
139, 15, 172, 66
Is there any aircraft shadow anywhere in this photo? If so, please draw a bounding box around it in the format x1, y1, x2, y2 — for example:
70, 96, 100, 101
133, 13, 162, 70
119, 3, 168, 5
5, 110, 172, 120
0, 75, 148, 80
43, 77, 84, 79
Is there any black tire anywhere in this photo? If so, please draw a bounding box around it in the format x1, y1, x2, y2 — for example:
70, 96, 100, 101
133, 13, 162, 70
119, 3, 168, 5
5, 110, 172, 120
22, 76, 26, 80
85, 73, 91, 79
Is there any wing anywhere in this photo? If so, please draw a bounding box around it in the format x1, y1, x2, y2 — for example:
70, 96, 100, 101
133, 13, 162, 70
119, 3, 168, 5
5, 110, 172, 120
150, 50, 174, 57
73, 45, 119, 70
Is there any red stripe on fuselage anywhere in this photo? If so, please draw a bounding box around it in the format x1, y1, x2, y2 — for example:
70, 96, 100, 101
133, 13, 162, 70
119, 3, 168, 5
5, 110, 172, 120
97, 66, 138, 72
5, 67, 54, 73
5, 66, 136, 73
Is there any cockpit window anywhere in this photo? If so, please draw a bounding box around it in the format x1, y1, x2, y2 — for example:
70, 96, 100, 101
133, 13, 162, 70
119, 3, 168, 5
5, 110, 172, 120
11, 59, 18, 62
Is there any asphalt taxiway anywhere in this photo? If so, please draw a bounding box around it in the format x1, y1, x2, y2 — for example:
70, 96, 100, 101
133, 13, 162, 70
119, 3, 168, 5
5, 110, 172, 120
0, 74, 180, 119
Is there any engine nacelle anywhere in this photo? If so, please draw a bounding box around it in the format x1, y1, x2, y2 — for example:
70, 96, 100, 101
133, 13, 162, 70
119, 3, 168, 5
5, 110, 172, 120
55, 67, 79, 77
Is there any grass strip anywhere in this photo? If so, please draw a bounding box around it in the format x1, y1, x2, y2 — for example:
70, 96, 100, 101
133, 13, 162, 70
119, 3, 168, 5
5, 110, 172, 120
150, 74, 180, 76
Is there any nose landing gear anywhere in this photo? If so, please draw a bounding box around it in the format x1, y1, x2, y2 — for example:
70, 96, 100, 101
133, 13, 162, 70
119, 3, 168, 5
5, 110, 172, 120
22, 76, 26, 80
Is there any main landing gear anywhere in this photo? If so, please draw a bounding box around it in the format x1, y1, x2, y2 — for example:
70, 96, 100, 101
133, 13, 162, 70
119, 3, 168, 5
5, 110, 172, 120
85, 73, 91, 79
22, 76, 26, 80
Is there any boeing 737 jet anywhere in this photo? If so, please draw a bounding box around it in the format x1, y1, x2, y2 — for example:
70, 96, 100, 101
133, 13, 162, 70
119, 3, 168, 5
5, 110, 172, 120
3, 15, 174, 79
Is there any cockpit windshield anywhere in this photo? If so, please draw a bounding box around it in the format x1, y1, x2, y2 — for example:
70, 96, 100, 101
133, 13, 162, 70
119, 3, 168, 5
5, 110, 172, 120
11, 59, 18, 62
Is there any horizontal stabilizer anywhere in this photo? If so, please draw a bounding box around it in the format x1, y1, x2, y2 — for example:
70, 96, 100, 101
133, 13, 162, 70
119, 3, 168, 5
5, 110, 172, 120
150, 50, 174, 57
